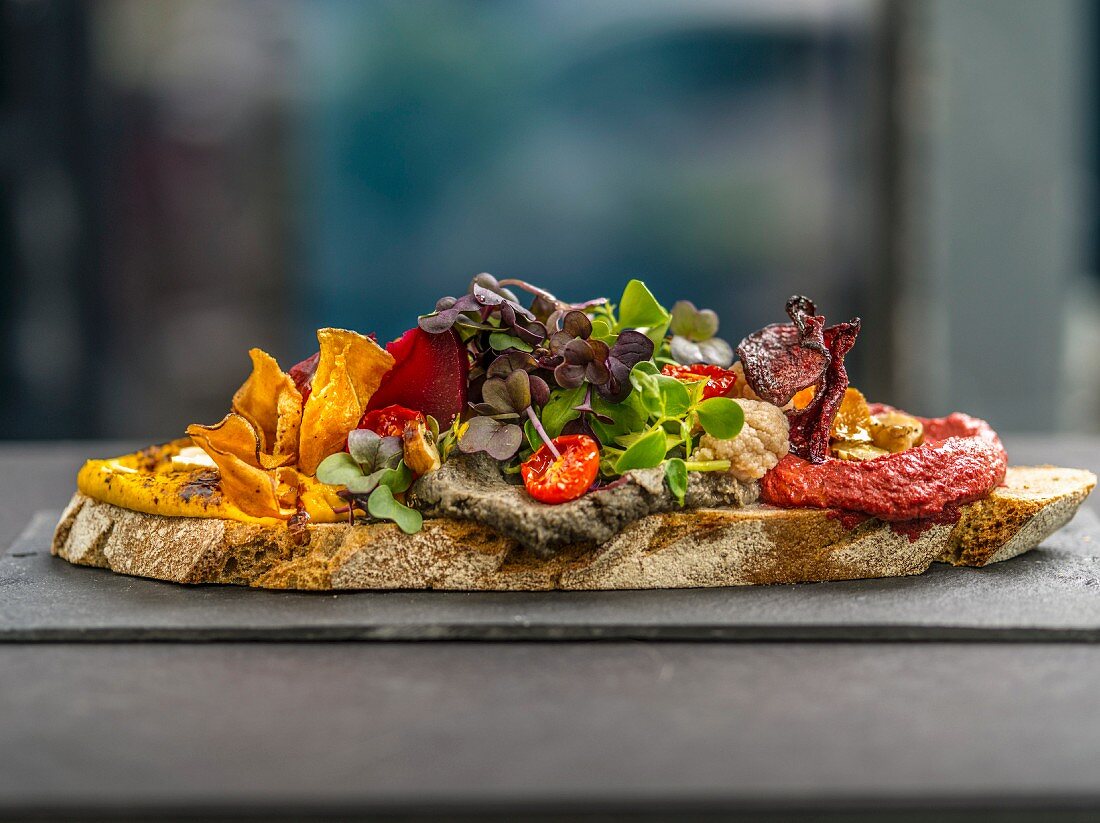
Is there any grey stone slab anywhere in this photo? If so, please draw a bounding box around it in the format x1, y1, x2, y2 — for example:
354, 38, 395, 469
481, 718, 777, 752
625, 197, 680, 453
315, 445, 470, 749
3, 508, 1100, 642
2, 643, 1100, 816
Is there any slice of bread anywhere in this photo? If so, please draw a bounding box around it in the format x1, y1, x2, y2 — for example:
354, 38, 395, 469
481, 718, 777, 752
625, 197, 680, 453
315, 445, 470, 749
51, 466, 1095, 591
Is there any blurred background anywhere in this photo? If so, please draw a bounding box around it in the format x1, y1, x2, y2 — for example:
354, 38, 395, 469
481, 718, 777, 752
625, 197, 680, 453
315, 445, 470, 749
0, 0, 1094, 440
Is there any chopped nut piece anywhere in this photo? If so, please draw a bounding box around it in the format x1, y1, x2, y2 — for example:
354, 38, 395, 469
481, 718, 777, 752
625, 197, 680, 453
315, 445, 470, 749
870, 412, 924, 453
831, 440, 890, 461
403, 420, 442, 475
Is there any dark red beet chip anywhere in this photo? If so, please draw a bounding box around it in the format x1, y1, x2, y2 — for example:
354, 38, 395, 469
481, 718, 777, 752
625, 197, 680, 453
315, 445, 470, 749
737, 296, 860, 464
737, 296, 829, 406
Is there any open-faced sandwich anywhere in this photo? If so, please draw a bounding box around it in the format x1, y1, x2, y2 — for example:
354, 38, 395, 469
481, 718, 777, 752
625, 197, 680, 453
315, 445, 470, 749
53, 276, 1096, 590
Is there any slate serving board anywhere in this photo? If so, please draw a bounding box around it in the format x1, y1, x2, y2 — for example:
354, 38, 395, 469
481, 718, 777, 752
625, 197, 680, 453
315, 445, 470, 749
3, 509, 1100, 642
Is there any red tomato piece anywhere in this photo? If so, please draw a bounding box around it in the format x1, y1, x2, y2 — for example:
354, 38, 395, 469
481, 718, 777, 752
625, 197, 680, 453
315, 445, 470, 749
661, 363, 738, 400
521, 434, 601, 505
359, 404, 425, 437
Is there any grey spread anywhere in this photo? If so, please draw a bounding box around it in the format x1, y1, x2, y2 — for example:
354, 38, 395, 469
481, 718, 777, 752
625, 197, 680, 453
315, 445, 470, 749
409, 453, 757, 556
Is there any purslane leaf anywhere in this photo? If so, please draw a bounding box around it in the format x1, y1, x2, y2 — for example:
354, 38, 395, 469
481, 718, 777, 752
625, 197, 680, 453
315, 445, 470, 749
664, 458, 688, 506
655, 375, 691, 417
614, 426, 668, 473
617, 280, 671, 344
695, 397, 745, 440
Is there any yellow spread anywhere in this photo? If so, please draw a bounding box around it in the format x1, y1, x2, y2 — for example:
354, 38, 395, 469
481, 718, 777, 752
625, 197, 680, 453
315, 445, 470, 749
77, 438, 347, 525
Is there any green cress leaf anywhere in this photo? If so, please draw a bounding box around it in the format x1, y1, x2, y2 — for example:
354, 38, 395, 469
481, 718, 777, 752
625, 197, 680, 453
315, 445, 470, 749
367, 484, 423, 534
344, 470, 384, 495
376, 461, 413, 494
316, 452, 365, 487
588, 392, 646, 446
664, 458, 688, 507
426, 415, 440, 443
614, 426, 668, 473
522, 418, 538, 451
655, 375, 691, 417
590, 317, 615, 343
669, 300, 719, 341
695, 397, 745, 440
616, 280, 671, 344
489, 331, 533, 353
540, 386, 585, 438
628, 364, 662, 416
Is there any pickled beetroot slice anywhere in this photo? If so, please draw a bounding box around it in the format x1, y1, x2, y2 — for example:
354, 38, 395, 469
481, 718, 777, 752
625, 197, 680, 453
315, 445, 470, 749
364, 327, 468, 426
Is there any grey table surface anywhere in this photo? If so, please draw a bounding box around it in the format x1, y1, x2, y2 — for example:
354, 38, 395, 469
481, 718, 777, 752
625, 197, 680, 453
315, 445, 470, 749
2, 437, 1100, 820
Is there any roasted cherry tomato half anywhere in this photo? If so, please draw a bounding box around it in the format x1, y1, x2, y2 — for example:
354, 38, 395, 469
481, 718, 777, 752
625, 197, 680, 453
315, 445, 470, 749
660, 363, 738, 400
358, 404, 425, 437
520, 434, 601, 505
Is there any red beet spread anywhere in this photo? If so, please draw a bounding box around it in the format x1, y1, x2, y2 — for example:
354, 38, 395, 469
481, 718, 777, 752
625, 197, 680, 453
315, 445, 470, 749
760, 406, 1007, 523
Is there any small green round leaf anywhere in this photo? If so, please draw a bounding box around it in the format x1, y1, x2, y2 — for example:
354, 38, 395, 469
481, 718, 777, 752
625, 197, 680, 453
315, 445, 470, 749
614, 427, 669, 473
664, 458, 688, 507
655, 375, 691, 417
316, 452, 365, 487
367, 485, 423, 534
695, 397, 745, 440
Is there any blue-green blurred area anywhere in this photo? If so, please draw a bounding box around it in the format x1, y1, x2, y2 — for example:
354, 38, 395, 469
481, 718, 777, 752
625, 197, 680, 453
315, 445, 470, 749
1, 0, 1093, 438
295, 2, 873, 353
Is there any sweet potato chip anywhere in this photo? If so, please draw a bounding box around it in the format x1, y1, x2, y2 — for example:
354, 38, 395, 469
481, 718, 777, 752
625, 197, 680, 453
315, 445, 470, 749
186, 414, 297, 519
231, 348, 302, 466
297, 328, 395, 475
830, 387, 873, 442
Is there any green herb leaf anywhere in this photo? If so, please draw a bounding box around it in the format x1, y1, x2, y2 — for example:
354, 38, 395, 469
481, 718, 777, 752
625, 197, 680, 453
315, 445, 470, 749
614, 426, 668, 473
695, 397, 745, 440
376, 461, 413, 494
367, 484, 423, 534
590, 317, 615, 343
616, 280, 671, 344
628, 364, 662, 416
540, 386, 586, 438
348, 469, 390, 495
664, 458, 688, 506
523, 418, 541, 452
316, 452, 365, 487
488, 331, 533, 352
669, 300, 719, 341
655, 375, 691, 417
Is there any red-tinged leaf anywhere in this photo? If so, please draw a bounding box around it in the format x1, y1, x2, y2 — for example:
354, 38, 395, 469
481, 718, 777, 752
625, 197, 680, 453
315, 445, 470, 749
364, 327, 469, 426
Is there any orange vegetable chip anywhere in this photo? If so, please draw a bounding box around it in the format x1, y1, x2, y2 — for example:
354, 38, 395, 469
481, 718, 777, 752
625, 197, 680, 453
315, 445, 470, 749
231, 348, 302, 467
298, 328, 394, 475
830, 387, 874, 442
186, 413, 298, 519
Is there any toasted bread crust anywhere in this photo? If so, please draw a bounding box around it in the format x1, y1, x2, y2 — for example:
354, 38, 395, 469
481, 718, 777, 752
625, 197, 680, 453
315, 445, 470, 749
51, 466, 1095, 591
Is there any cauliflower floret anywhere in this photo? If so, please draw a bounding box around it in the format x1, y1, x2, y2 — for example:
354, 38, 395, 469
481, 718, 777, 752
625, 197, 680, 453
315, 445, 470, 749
695, 398, 789, 482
